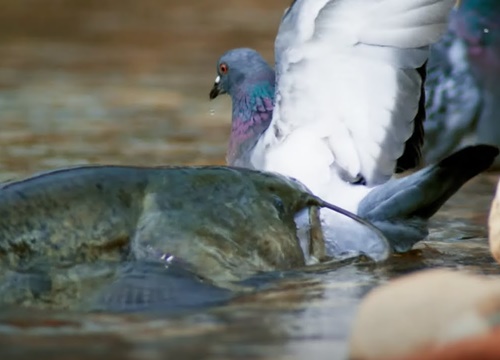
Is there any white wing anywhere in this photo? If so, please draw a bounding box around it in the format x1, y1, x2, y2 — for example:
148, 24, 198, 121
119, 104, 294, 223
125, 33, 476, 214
251, 0, 455, 196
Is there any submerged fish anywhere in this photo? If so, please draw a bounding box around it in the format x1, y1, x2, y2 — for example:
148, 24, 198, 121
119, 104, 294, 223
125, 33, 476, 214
0, 165, 383, 311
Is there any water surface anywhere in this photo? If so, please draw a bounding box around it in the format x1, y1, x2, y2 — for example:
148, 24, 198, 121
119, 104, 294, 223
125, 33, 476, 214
1, 2, 499, 359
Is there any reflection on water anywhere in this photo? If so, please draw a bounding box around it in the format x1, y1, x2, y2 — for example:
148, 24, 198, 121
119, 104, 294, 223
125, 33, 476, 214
1, 1, 500, 359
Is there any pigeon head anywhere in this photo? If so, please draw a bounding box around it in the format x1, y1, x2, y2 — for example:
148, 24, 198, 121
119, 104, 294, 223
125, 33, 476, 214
209, 48, 274, 100
453, 0, 500, 87
457, 0, 500, 14
209, 48, 276, 167
453, 0, 500, 148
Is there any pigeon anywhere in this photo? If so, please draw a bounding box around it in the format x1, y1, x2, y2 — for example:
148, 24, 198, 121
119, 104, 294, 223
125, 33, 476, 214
209, 0, 498, 260
424, 0, 500, 164
423, 28, 482, 164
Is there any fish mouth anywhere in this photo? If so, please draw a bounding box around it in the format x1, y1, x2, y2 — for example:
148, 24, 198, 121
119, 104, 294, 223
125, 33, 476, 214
296, 195, 391, 264
294, 206, 326, 265
209, 76, 225, 100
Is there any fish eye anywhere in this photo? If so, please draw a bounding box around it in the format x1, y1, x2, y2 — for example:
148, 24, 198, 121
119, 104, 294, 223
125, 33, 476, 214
219, 63, 229, 74
271, 195, 286, 216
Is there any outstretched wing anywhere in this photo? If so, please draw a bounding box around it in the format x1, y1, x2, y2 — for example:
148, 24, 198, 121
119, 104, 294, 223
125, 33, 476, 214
252, 0, 455, 195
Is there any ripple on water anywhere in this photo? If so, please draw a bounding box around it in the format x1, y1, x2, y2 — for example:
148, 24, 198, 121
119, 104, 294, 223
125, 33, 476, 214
1, 1, 500, 359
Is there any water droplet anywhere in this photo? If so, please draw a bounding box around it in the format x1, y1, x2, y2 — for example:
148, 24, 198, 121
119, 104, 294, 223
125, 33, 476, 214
209, 108, 216, 116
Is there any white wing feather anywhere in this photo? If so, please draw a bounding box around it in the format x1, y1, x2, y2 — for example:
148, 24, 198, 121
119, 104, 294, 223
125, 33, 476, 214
251, 0, 455, 198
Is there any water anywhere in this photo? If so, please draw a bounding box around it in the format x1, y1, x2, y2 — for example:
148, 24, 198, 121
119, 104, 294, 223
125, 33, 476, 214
1, 1, 500, 359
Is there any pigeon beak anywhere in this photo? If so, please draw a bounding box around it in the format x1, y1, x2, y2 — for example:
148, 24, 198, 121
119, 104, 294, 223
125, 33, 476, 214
209, 76, 225, 100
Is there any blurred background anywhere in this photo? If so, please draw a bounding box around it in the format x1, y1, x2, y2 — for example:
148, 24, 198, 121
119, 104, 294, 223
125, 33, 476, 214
1, 3, 500, 360
0, 0, 288, 181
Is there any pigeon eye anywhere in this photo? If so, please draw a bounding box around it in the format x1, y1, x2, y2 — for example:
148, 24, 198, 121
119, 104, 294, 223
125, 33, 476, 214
219, 63, 229, 74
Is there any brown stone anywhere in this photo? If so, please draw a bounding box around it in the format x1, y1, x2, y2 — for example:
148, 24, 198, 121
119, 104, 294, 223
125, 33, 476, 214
396, 329, 500, 360
489, 178, 500, 263
349, 269, 500, 360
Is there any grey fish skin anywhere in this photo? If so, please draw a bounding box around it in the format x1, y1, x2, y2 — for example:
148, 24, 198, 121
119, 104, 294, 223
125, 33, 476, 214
88, 259, 234, 314
0, 165, 315, 283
